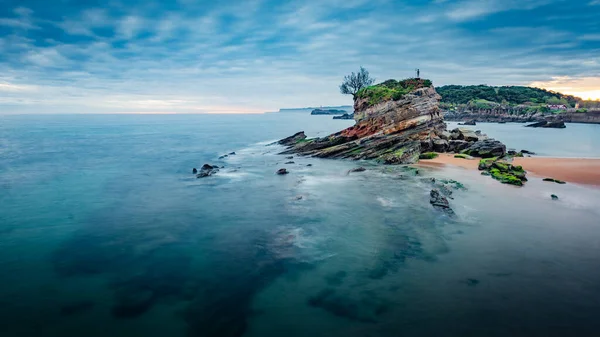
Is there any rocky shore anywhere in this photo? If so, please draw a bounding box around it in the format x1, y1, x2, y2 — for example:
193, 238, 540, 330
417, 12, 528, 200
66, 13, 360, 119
444, 109, 600, 125
278, 79, 527, 186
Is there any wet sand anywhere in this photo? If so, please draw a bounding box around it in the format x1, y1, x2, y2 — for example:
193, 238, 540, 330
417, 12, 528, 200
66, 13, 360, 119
418, 154, 600, 187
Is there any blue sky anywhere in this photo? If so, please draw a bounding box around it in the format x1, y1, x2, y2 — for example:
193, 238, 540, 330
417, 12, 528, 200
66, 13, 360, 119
1, 0, 599, 113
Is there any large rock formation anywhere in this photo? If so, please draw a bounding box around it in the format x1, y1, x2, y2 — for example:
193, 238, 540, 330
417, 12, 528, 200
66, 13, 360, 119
278, 79, 507, 165
279, 83, 445, 164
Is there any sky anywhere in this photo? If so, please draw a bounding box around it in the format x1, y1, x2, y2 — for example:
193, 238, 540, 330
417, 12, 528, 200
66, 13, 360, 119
0, 0, 599, 114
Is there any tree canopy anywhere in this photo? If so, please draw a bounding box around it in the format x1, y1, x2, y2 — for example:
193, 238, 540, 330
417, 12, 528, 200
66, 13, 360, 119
340, 67, 375, 97
436, 85, 580, 107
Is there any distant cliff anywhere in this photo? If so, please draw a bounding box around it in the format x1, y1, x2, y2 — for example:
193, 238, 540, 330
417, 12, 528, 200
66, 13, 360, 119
311, 108, 347, 115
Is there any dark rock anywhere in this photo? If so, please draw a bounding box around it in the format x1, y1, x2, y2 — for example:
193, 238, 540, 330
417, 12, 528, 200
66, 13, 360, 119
197, 164, 219, 178
430, 189, 454, 215
348, 167, 366, 174
458, 120, 476, 126
60, 300, 95, 316
521, 149, 536, 155
543, 178, 566, 184
306, 164, 313, 167
311, 108, 346, 115
525, 121, 566, 128
192, 168, 198, 174
463, 139, 506, 158
285, 156, 294, 159
333, 113, 354, 120
308, 288, 388, 323
448, 140, 469, 152
218, 155, 228, 159
276, 168, 289, 175
551, 194, 559, 200
432, 139, 449, 152
285, 161, 295, 164
278, 132, 307, 146
229, 152, 236, 155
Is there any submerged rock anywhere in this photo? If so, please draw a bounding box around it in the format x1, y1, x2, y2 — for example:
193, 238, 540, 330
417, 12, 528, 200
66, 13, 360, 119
276, 168, 289, 175
543, 178, 566, 184
284, 161, 295, 164
192, 168, 198, 174
348, 167, 367, 174
551, 194, 559, 200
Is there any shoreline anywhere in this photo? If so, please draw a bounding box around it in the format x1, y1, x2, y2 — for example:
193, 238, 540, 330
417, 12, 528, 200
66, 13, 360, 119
418, 153, 600, 187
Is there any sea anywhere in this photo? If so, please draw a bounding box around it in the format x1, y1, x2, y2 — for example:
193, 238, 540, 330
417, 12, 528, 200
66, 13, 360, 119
1, 113, 600, 337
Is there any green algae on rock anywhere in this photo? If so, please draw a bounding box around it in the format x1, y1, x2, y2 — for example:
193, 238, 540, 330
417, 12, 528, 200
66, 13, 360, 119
478, 158, 528, 186
419, 152, 439, 160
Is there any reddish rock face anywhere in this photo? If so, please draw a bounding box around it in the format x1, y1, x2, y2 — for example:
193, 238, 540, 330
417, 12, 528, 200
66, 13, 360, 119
279, 85, 447, 164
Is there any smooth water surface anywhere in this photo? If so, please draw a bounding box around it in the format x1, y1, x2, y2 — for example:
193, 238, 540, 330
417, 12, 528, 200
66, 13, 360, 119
2, 113, 600, 337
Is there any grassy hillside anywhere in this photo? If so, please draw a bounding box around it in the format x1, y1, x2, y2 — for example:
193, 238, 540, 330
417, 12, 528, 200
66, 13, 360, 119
436, 85, 579, 107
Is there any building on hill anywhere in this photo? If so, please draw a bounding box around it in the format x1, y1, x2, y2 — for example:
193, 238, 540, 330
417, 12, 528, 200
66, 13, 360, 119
548, 104, 568, 110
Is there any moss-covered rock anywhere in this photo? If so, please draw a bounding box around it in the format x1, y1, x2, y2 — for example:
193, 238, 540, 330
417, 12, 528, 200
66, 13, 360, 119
356, 78, 433, 108
478, 158, 528, 186
453, 154, 472, 159
419, 152, 438, 160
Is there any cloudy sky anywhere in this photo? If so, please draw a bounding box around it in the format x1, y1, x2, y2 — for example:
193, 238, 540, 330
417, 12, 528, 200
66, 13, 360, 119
1, 0, 599, 114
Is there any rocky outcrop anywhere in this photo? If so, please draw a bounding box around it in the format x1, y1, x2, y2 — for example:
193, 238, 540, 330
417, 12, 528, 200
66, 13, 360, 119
197, 164, 219, 178
525, 121, 566, 128
430, 189, 454, 215
279, 85, 445, 164
311, 108, 346, 115
445, 109, 600, 125
279, 80, 509, 164
333, 113, 354, 120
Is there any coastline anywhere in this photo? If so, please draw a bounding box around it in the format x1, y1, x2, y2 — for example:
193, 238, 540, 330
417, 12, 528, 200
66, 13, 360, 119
418, 153, 600, 187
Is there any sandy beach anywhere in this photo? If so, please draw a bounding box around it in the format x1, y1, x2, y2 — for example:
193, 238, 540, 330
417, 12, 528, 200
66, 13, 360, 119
419, 153, 600, 186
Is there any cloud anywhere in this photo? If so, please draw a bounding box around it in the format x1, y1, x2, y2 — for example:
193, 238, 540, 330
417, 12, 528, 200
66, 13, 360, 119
0, 0, 599, 114
530, 76, 600, 100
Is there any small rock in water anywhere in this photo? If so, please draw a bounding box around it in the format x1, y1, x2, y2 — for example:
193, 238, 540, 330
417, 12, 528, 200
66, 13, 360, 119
295, 195, 303, 200
285, 156, 294, 159
551, 194, 559, 200
229, 152, 236, 155
464, 278, 480, 286
348, 167, 366, 174
521, 149, 536, 155
543, 178, 566, 184
285, 161, 295, 164
192, 168, 198, 174
306, 164, 313, 167
218, 155, 228, 159
430, 189, 455, 215
197, 164, 219, 178
276, 168, 289, 175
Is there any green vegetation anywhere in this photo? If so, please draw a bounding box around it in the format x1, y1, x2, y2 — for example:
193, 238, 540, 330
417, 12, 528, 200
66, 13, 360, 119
543, 178, 566, 184
478, 158, 527, 186
440, 179, 466, 190
454, 154, 471, 159
419, 152, 439, 160
437, 85, 579, 106
357, 78, 433, 107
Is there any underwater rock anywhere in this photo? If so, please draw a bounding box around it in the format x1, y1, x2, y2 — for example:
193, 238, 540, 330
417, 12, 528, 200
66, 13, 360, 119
276, 168, 289, 175
284, 161, 295, 164
306, 164, 312, 167
192, 168, 197, 174
348, 167, 367, 174
551, 194, 559, 200
308, 288, 388, 323
111, 288, 155, 319
197, 164, 219, 178
229, 152, 236, 155
60, 300, 95, 316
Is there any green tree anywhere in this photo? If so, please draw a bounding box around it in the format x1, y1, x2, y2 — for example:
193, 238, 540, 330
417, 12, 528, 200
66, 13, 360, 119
340, 67, 375, 98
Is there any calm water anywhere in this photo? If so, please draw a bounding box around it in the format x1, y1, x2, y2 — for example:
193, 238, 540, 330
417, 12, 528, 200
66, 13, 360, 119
446, 121, 600, 158
1, 114, 600, 337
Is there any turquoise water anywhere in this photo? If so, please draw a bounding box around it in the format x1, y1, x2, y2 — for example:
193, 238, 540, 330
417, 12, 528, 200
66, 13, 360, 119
2, 114, 600, 337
